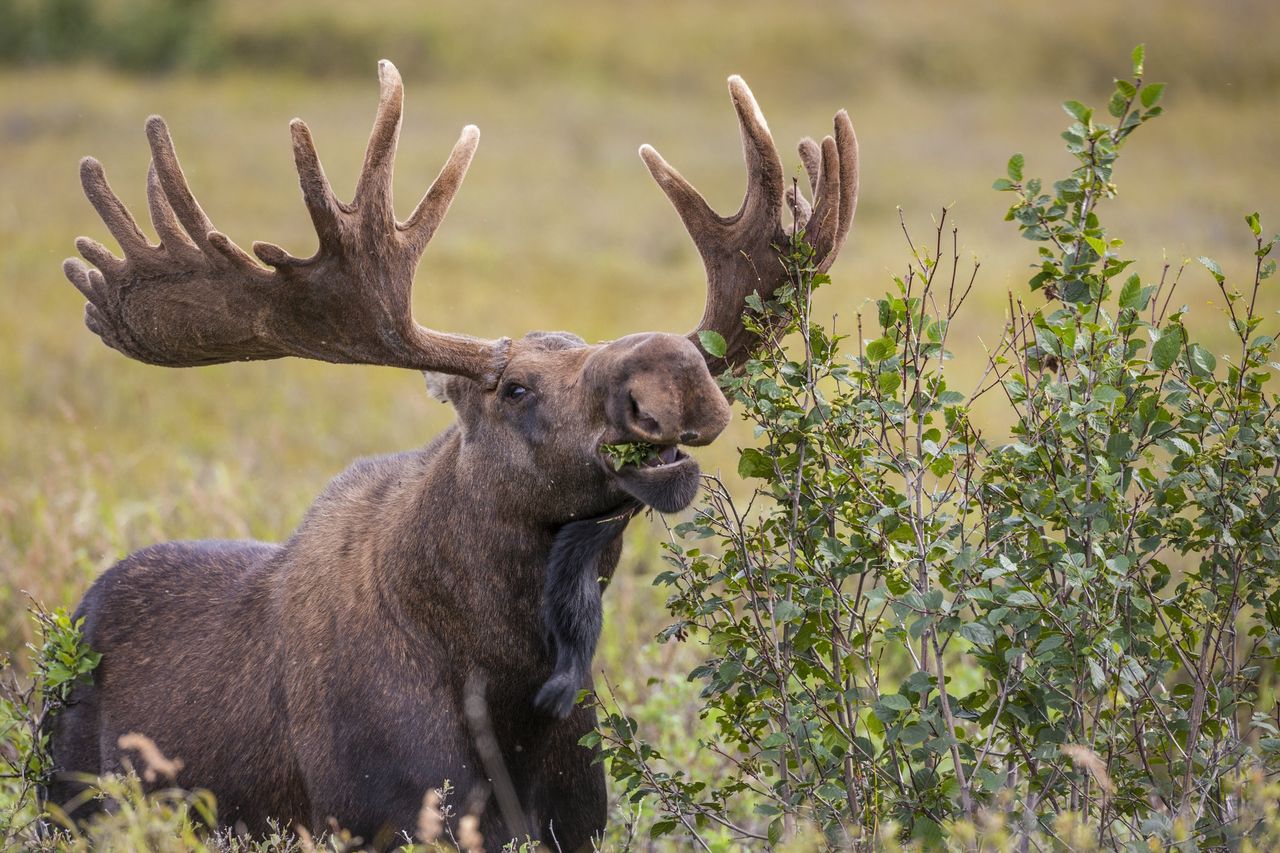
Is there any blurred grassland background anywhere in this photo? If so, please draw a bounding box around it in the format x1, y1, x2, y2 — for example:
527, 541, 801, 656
1, 0, 1279, 818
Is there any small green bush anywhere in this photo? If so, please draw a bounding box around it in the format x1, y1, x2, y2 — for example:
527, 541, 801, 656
0, 0, 216, 71
594, 47, 1280, 850
0, 604, 99, 844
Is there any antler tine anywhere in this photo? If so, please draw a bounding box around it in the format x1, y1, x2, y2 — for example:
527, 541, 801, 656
147, 161, 201, 262
353, 59, 404, 226
725, 75, 785, 234
785, 138, 820, 233
290, 119, 344, 255
797, 137, 823, 192
784, 182, 812, 234
249, 119, 343, 269
802, 135, 842, 259
638, 143, 724, 254
75, 158, 143, 275
145, 117, 218, 256
401, 123, 480, 251
829, 110, 859, 268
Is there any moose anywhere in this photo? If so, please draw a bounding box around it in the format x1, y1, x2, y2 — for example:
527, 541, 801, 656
47, 61, 857, 850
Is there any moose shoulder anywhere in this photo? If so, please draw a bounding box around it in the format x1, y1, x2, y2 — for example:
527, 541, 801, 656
47, 62, 857, 850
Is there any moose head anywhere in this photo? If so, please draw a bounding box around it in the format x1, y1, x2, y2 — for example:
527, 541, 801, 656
51, 62, 858, 849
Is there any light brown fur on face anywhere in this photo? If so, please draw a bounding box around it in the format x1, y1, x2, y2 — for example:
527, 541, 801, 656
48, 63, 857, 850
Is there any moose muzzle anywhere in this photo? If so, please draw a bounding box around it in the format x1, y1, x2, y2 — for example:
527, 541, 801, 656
589, 332, 731, 512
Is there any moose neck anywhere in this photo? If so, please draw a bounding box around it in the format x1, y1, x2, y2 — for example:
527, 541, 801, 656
293, 426, 630, 679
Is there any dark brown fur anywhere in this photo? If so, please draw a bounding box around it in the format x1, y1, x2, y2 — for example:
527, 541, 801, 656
49, 64, 858, 850
48, 332, 729, 851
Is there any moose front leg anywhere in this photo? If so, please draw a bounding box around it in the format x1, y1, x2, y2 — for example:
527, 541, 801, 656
298, 713, 489, 850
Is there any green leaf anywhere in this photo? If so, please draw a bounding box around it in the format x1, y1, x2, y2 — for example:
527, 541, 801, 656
959, 622, 994, 646
737, 448, 774, 479
878, 693, 912, 712
1007, 153, 1025, 182
601, 441, 657, 471
866, 337, 896, 362
912, 816, 944, 847
649, 819, 679, 838
1188, 343, 1217, 376
1062, 100, 1092, 124
929, 455, 954, 478
1197, 255, 1224, 283
900, 723, 930, 744
1132, 43, 1145, 76
1247, 211, 1262, 236
1119, 274, 1145, 310
1089, 658, 1106, 689
1108, 91, 1128, 119
697, 330, 727, 359
1106, 432, 1133, 460
1140, 82, 1165, 109
1152, 326, 1184, 370
992, 177, 1015, 192
1061, 279, 1091, 303
1093, 385, 1123, 406
774, 600, 804, 623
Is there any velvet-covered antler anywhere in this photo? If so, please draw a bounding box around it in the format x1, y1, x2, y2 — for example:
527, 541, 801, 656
63, 60, 510, 385
641, 75, 859, 374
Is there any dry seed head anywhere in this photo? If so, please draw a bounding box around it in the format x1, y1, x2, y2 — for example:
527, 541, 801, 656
417, 788, 444, 842
116, 732, 184, 783
1060, 743, 1114, 797
458, 814, 484, 852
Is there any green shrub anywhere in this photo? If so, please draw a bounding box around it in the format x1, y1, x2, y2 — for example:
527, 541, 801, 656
0, 0, 216, 71
594, 47, 1280, 850
99, 0, 218, 73
0, 604, 100, 844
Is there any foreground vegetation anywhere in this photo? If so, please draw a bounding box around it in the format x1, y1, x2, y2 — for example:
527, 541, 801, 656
596, 52, 1280, 849
3, 1, 1280, 849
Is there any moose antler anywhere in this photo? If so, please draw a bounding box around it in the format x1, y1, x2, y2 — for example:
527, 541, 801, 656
641, 75, 858, 374
63, 61, 510, 385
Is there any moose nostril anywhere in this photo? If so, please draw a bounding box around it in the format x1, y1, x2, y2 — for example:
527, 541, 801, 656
680, 430, 698, 443
628, 391, 661, 436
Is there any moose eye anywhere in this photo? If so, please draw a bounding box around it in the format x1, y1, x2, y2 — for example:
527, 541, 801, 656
502, 382, 529, 402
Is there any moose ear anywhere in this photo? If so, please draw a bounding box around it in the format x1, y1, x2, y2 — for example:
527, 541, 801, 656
422, 371, 453, 403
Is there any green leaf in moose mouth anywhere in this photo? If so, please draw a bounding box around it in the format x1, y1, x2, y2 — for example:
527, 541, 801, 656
600, 441, 658, 471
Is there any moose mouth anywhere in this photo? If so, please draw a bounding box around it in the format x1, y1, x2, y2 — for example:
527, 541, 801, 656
600, 443, 701, 513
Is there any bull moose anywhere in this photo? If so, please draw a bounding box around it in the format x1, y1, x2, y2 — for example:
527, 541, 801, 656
46, 61, 858, 850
